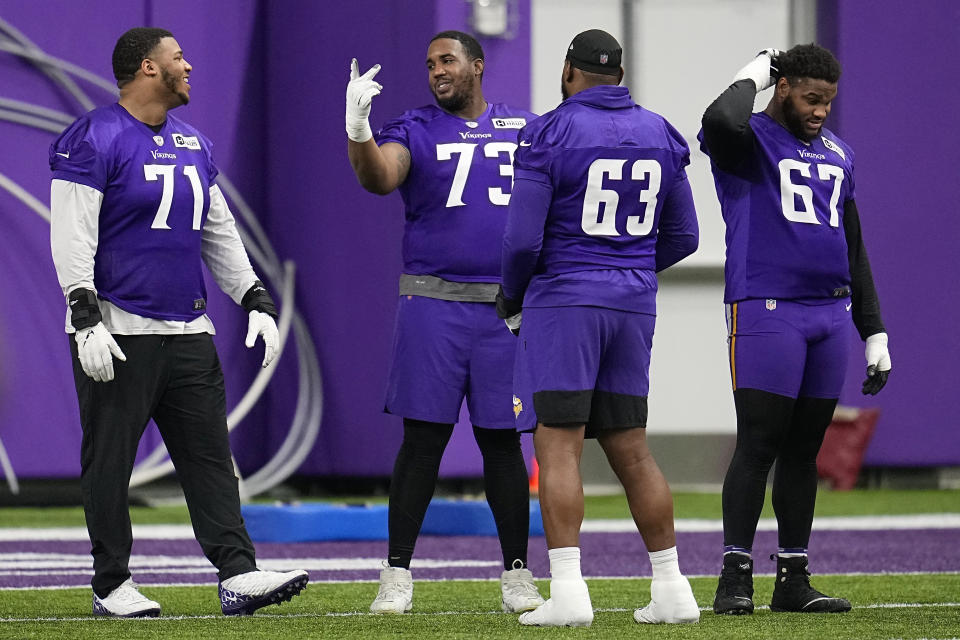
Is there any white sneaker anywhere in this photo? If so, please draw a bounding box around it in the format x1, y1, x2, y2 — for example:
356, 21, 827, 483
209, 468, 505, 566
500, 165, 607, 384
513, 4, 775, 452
500, 567, 545, 612
370, 566, 413, 614
634, 575, 700, 624
518, 578, 593, 627
219, 569, 308, 616
92, 578, 161, 618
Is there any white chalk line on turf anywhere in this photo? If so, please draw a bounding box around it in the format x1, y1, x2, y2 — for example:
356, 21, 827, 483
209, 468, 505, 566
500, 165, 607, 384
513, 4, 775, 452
1, 602, 959, 624
1, 570, 957, 590
1, 514, 958, 541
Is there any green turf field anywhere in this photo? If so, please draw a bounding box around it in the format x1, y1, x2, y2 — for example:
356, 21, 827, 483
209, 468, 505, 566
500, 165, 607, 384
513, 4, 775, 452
1, 490, 958, 638
1, 575, 958, 639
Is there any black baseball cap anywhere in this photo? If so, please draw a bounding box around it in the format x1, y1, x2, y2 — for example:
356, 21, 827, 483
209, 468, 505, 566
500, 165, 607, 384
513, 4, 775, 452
565, 29, 622, 76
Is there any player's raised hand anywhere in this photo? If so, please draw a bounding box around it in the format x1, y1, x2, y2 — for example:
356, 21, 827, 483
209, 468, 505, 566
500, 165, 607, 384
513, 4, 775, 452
346, 58, 383, 142
862, 332, 891, 395
75, 322, 126, 382
733, 48, 782, 92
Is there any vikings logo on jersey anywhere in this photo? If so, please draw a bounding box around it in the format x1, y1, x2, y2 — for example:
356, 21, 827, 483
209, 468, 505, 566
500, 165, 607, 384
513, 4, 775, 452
512, 395, 524, 418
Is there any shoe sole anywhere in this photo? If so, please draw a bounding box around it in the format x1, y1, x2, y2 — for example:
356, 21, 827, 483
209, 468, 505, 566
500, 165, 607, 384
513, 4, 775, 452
770, 603, 851, 613
502, 601, 544, 613
370, 603, 413, 614
93, 607, 161, 618
222, 574, 309, 616
714, 598, 754, 615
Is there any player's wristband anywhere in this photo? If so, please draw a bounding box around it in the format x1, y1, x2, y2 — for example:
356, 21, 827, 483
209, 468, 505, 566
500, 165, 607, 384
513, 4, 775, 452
241, 280, 278, 320
495, 286, 522, 319
68, 288, 102, 331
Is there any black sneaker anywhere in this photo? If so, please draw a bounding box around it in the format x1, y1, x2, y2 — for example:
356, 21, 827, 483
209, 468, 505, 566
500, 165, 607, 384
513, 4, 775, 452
713, 553, 754, 615
770, 555, 851, 613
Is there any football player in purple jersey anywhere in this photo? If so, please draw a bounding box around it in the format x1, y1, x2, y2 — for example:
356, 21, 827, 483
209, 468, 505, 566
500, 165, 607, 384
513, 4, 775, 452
699, 44, 891, 615
498, 29, 701, 627
50, 27, 307, 618
345, 30, 543, 614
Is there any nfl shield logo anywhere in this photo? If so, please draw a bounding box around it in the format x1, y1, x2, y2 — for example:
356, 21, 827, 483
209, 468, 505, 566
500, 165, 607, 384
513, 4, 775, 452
153, 135, 164, 146
599, 53, 608, 64
765, 299, 777, 311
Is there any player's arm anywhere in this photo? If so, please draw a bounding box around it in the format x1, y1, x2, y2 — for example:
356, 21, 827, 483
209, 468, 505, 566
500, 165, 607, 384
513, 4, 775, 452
655, 170, 699, 272
50, 179, 126, 381
345, 58, 410, 194
843, 198, 891, 395
701, 49, 780, 172
202, 184, 280, 368
498, 174, 551, 330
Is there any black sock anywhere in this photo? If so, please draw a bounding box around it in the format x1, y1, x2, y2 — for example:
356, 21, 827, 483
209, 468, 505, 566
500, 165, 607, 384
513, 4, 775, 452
386, 419, 454, 569
473, 425, 530, 571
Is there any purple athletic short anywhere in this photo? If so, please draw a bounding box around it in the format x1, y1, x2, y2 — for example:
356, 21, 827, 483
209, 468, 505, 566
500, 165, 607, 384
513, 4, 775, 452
512, 306, 655, 433
384, 295, 516, 428
726, 298, 851, 399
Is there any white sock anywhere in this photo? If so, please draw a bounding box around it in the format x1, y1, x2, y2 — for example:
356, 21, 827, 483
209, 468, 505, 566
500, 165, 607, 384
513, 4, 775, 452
548, 547, 582, 580
648, 546, 682, 580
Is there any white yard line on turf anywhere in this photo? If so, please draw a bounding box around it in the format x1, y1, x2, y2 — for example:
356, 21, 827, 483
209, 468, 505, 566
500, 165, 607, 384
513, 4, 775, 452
1, 602, 959, 623
1, 514, 958, 541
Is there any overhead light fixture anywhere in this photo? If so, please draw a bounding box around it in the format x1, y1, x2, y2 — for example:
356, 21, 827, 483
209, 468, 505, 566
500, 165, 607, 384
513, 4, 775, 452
471, 0, 510, 38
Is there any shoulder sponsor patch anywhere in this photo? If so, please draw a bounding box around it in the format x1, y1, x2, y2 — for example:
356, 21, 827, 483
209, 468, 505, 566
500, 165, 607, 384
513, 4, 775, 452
821, 136, 846, 161
172, 133, 201, 150
492, 117, 527, 129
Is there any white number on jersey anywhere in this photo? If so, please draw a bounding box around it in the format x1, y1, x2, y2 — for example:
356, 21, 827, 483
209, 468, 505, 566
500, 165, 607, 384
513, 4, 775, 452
778, 159, 844, 228
581, 158, 662, 236
436, 141, 518, 208
145, 164, 204, 230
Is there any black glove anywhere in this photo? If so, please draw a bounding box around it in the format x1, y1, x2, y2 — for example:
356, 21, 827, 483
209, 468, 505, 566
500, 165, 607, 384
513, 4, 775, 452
241, 280, 278, 320
861, 365, 890, 396
495, 286, 523, 336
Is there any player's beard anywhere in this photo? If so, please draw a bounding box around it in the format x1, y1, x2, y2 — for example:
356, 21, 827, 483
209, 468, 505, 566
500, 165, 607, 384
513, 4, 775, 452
782, 96, 816, 142
434, 85, 470, 113
161, 66, 190, 106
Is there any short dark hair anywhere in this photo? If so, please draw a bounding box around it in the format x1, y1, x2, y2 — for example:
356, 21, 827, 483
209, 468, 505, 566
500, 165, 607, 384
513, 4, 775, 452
112, 27, 174, 88
779, 43, 841, 84
431, 30, 485, 63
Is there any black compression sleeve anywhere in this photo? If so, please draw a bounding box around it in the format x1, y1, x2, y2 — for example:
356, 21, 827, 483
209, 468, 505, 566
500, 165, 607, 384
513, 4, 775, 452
67, 288, 102, 331
843, 199, 885, 339
701, 79, 759, 172
240, 280, 278, 320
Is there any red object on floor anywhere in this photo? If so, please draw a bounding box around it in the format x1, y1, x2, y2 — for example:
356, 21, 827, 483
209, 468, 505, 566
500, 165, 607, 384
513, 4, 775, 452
816, 407, 881, 490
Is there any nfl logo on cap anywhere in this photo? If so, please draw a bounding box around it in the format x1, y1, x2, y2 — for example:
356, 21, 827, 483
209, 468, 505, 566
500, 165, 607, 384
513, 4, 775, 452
765, 299, 777, 311
599, 53, 608, 64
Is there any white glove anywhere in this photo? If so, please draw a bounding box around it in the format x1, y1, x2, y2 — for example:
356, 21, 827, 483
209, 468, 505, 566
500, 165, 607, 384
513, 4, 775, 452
346, 58, 383, 142
245, 310, 279, 368
862, 332, 891, 395
74, 322, 126, 382
733, 48, 782, 91
504, 312, 522, 336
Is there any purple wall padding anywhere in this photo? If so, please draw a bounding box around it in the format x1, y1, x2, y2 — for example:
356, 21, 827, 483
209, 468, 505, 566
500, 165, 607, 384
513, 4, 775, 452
823, 0, 960, 465
1, 0, 535, 480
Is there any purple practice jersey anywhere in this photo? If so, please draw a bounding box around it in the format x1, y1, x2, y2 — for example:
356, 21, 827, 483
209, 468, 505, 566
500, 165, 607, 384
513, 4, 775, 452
50, 103, 217, 321
376, 103, 536, 282
502, 85, 698, 314
701, 112, 856, 303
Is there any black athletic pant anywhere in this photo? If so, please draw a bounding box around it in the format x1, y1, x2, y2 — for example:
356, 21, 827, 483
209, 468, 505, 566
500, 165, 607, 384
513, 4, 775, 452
721, 388, 837, 551
387, 418, 530, 570
71, 334, 256, 597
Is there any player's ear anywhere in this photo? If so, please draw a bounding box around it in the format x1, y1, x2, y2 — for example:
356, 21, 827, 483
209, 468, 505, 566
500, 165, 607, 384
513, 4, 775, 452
141, 58, 157, 78
474, 58, 484, 78
775, 76, 791, 98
